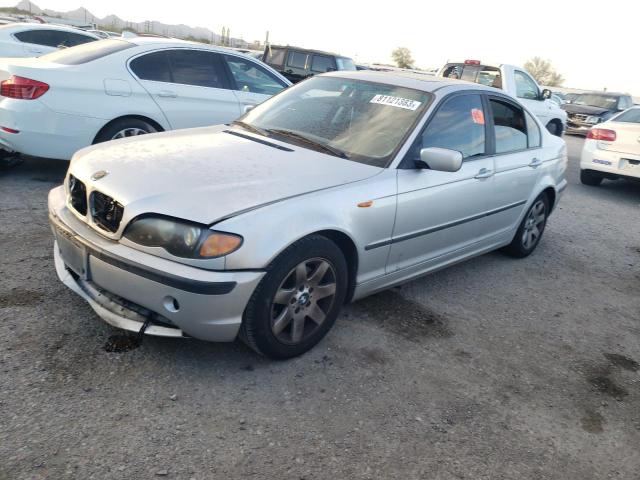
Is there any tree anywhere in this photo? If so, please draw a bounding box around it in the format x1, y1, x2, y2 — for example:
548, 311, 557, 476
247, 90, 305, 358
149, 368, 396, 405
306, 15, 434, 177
392, 47, 414, 69
524, 57, 565, 87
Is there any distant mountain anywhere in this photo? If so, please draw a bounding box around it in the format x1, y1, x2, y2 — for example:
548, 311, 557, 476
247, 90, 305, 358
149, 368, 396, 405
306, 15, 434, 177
12, 0, 243, 46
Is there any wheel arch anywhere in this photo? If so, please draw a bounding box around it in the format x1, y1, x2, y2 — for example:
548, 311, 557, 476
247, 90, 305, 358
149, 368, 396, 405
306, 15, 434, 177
313, 229, 359, 303
546, 118, 564, 137
92, 115, 166, 144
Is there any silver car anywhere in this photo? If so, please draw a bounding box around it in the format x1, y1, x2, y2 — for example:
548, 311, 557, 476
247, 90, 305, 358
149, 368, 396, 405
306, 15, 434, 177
48, 71, 568, 358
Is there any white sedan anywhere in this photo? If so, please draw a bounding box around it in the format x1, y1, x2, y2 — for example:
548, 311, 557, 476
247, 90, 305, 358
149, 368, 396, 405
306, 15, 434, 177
580, 107, 640, 186
0, 37, 291, 160
0, 23, 99, 57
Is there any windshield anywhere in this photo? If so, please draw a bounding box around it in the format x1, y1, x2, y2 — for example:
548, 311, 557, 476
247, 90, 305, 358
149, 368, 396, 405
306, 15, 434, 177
238, 76, 432, 167
40, 39, 133, 65
336, 57, 357, 71
574, 94, 619, 109
613, 108, 640, 123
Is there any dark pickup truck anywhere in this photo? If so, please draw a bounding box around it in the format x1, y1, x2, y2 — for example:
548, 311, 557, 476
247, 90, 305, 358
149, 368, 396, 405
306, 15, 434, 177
262, 45, 357, 83
563, 92, 634, 135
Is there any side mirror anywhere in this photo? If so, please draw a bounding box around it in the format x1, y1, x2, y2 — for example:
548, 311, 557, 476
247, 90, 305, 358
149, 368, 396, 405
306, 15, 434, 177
540, 89, 552, 101
418, 147, 463, 172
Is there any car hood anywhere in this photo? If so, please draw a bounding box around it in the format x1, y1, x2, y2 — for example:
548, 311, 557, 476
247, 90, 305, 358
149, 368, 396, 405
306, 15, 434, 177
562, 104, 611, 116
68, 125, 383, 226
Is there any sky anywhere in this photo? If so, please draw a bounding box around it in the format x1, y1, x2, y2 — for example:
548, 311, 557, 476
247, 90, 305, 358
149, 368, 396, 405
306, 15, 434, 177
5, 0, 640, 95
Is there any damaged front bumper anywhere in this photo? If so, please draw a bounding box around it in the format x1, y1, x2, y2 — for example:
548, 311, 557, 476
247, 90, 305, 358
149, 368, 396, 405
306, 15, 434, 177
48, 186, 265, 342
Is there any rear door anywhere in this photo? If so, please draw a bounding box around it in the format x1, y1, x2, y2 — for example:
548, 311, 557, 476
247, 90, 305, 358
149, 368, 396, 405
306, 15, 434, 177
130, 49, 241, 129
222, 54, 288, 112
388, 92, 496, 272
483, 95, 543, 234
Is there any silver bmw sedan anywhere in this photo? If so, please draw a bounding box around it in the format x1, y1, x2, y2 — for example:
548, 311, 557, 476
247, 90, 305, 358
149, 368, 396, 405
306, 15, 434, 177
48, 71, 568, 358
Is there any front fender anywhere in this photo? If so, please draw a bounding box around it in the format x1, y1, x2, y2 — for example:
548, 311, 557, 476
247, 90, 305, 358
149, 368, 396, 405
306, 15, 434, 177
217, 170, 398, 285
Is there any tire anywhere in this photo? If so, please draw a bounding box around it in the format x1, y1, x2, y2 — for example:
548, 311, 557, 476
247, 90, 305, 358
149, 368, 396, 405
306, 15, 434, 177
546, 121, 562, 137
503, 193, 550, 258
94, 118, 158, 144
580, 169, 603, 186
240, 234, 348, 359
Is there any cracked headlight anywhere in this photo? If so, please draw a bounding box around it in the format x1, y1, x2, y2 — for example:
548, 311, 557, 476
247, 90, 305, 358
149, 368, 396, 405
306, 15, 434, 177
585, 115, 601, 124
123, 216, 242, 259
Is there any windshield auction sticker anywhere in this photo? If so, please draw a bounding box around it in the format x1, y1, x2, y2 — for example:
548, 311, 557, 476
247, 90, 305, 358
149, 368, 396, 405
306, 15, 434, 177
370, 94, 422, 111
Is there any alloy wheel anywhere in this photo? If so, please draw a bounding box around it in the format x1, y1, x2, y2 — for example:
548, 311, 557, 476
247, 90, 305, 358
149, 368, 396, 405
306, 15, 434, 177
270, 258, 337, 345
522, 199, 546, 250
111, 128, 150, 140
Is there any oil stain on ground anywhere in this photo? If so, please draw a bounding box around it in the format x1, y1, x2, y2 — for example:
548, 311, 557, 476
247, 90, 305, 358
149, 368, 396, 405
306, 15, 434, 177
104, 335, 141, 353
350, 290, 453, 341
358, 347, 389, 365
604, 353, 639, 372
581, 409, 604, 434
585, 365, 629, 401
0, 289, 44, 308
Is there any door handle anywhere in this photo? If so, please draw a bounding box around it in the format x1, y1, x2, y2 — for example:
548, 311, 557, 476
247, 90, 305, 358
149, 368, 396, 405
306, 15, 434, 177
528, 158, 543, 168
474, 168, 494, 179
158, 90, 178, 98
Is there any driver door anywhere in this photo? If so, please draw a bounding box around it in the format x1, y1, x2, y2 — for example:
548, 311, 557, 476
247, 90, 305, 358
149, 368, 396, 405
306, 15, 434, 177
387, 93, 497, 273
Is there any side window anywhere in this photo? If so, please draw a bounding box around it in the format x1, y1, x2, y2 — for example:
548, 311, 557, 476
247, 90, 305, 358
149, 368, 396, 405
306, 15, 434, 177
224, 55, 286, 95
489, 98, 528, 153
514, 71, 539, 100
618, 96, 632, 110
15, 29, 60, 47
525, 111, 541, 148
420, 94, 486, 159
62, 32, 96, 47
287, 51, 308, 70
130, 51, 172, 83
264, 47, 286, 67
310, 55, 334, 73
166, 50, 227, 88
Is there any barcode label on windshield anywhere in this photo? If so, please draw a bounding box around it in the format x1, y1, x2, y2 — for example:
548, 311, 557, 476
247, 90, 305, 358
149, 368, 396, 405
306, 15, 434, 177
370, 95, 422, 111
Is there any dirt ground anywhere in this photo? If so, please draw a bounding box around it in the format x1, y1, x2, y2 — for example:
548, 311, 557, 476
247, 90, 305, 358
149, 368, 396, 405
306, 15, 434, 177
1, 135, 639, 479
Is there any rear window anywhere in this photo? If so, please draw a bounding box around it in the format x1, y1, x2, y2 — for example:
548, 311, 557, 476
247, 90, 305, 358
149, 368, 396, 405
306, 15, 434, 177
264, 47, 286, 67
613, 108, 640, 123
442, 64, 502, 89
336, 57, 356, 71
40, 39, 133, 65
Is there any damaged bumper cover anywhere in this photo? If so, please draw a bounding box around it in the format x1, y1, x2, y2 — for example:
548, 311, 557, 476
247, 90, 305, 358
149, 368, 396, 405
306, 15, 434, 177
48, 186, 264, 342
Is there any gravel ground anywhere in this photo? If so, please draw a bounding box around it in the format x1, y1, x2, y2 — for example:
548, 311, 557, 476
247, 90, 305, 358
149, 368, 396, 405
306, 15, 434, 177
1, 135, 639, 480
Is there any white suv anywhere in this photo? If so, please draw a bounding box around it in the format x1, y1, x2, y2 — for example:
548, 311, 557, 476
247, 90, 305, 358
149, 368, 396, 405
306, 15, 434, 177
0, 38, 291, 160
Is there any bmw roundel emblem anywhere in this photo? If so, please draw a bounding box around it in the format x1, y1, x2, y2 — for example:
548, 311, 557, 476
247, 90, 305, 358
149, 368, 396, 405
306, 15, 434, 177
91, 170, 109, 181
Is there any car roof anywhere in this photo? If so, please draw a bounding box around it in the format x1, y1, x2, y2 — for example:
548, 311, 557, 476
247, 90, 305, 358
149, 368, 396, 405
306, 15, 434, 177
123, 36, 249, 54
268, 44, 349, 58
324, 70, 496, 94
0, 22, 99, 35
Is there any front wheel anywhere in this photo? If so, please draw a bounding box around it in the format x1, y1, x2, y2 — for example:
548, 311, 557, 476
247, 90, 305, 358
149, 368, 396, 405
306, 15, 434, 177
240, 235, 348, 359
503, 194, 549, 258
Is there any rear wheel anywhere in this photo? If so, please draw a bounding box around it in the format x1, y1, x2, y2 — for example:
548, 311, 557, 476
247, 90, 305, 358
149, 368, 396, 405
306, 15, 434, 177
240, 235, 348, 359
94, 118, 158, 144
580, 169, 603, 186
504, 194, 549, 258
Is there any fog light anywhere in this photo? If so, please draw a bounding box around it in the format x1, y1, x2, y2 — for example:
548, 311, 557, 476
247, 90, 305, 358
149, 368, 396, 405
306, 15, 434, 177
163, 296, 180, 313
